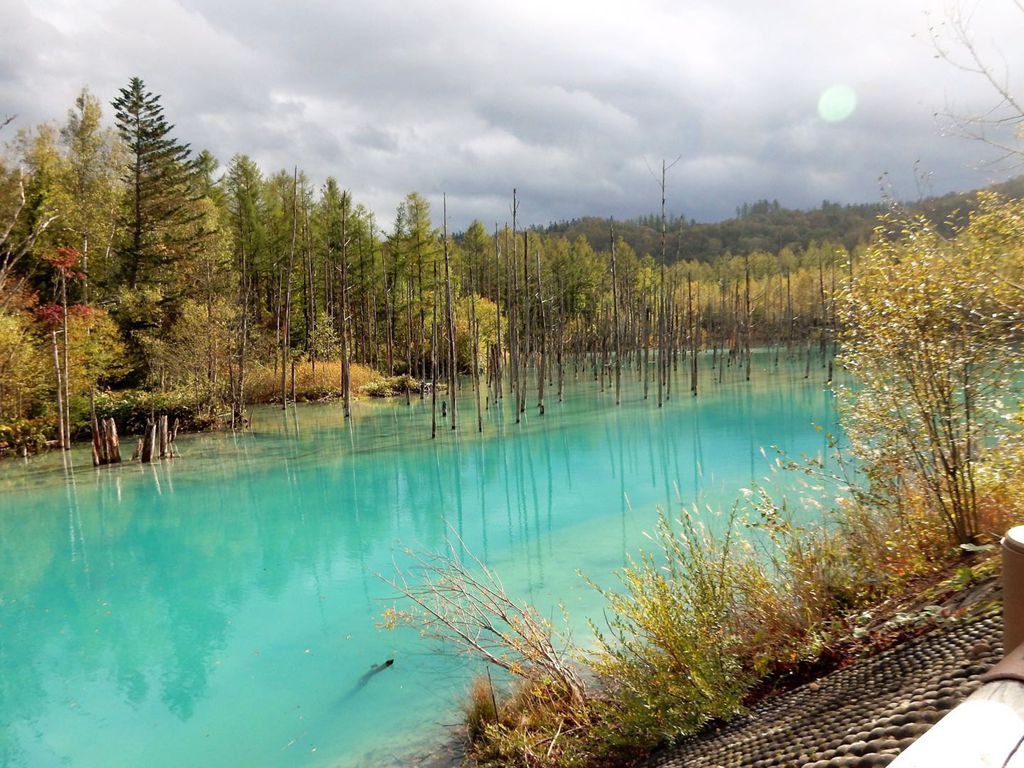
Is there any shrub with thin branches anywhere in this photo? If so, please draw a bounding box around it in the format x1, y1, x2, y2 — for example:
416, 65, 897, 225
380, 534, 586, 708
837, 193, 1024, 544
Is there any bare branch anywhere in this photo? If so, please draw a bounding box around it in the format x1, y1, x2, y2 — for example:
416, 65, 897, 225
379, 531, 587, 705
929, 2, 1024, 160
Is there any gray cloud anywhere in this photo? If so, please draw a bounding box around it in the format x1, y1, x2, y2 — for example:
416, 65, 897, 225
2, 0, 1022, 231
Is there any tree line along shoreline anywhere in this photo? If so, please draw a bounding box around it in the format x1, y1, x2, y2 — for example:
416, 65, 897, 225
7, 78, 1019, 459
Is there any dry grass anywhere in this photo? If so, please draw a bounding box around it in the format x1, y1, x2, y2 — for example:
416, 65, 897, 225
244, 360, 378, 403
464, 674, 500, 743
462, 675, 602, 768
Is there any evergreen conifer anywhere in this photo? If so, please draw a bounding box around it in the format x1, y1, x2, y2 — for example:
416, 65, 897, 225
112, 76, 199, 289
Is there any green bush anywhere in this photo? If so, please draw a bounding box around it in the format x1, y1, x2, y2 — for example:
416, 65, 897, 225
359, 374, 422, 398
0, 417, 49, 457
586, 509, 754, 751
91, 389, 223, 435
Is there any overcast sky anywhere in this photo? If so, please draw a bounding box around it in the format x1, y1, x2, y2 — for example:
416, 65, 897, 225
2, 0, 1022, 230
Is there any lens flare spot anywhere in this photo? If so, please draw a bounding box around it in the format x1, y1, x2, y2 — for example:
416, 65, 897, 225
817, 85, 857, 123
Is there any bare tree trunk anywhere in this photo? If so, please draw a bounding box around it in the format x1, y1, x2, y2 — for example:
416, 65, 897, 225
140, 419, 156, 463
158, 414, 170, 459
302, 200, 315, 365
406, 279, 413, 406
443, 195, 458, 431
470, 269, 483, 432
658, 267, 665, 407
534, 247, 546, 416
642, 292, 650, 399
519, 230, 529, 416
235, 234, 251, 429
91, 415, 104, 466
610, 224, 622, 405
382, 242, 394, 376
786, 267, 793, 354
510, 194, 521, 422
744, 252, 752, 382
417, 223, 427, 400
431, 262, 439, 439
656, 157, 680, 406
281, 168, 299, 409
689, 272, 699, 396
206, 258, 216, 386
59, 273, 71, 449
493, 224, 502, 402
340, 232, 351, 418
51, 330, 66, 449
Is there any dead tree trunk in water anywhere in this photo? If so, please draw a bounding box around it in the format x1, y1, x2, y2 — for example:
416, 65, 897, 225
470, 269, 483, 432
382, 242, 395, 377
59, 270, 70, 449
281, 168, 299, 409
610, 223, 622, 405
340, 196, 352, 419
493, 223, 503, 403
744, 252, 752, 382
431, 262, 439, 439
556, 301, 565, 402
140, 419, 156, 463
91, 416, 121, 466
235, 237, 251, 429
688, 272, 699, 396
657, 266, 665, 407
642, 292, 651, 400
510, 192, 522, 423
158, 414, 169, 459
443, 195, 458, 431
405, 279, 413, 405
50, 330, 66, 450
656, 156, 680, 406
519, 229, 530, 417
534, 246, 546, 416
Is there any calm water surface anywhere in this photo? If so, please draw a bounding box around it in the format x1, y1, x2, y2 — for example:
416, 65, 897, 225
0, 354, 838, 767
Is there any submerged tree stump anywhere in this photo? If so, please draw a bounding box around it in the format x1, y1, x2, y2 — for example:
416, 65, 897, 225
133, 414, 177, 463
158, 414, 169, 459
91, 416, 121, 466
140, 419, 156, 463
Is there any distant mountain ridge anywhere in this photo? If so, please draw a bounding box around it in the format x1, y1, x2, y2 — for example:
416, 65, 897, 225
536, 175, 1024, 262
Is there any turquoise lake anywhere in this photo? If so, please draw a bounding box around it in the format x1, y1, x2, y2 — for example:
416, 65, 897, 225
0, 353, 839, 767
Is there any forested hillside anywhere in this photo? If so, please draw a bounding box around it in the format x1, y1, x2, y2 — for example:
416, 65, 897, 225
540, 175, 1024, 262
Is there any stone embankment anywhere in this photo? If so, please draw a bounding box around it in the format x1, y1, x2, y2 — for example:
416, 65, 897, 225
645, 609, 1002, 768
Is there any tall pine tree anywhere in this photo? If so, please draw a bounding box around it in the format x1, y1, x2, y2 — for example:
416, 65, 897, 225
112, 76, 198, 289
